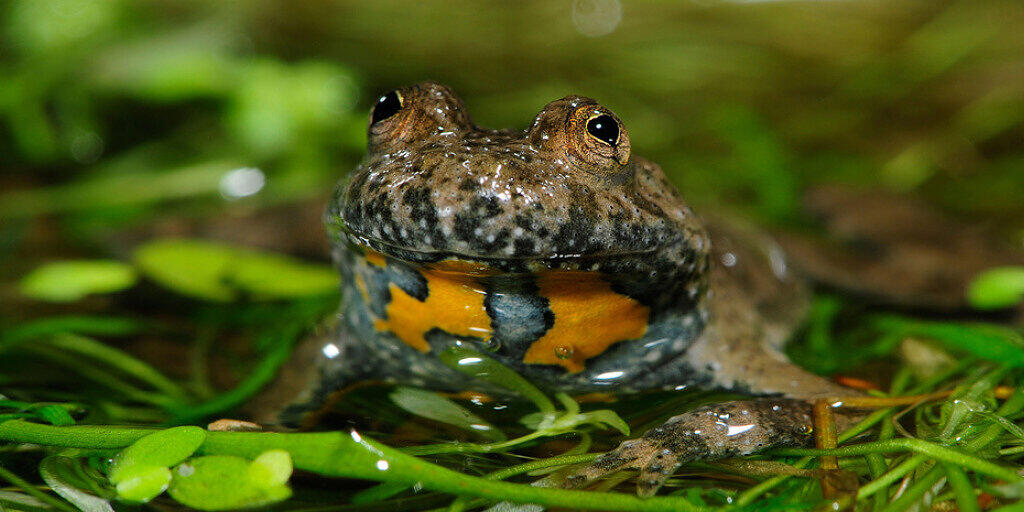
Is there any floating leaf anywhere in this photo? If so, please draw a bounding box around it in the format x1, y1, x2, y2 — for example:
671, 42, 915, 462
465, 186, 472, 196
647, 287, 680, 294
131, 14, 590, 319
20, 261, 137, 302
968, 266, 1024, 310
109, 426, 206, 484
134, 239, 336, 302
390, 387, 505, 442
169, 455, 291, 511
248, 450, 293, 488
113, 465, 171, 503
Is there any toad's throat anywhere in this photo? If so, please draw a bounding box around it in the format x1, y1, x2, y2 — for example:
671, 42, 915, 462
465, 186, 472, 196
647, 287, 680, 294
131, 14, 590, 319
356, 251, 650, 373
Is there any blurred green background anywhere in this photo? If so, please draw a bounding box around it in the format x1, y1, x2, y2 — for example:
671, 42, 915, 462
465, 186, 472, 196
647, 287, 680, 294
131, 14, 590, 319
2, 0, 1023, 278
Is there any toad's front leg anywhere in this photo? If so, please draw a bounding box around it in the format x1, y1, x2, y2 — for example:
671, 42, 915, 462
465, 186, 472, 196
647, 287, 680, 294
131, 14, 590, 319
564, 398, 815, 496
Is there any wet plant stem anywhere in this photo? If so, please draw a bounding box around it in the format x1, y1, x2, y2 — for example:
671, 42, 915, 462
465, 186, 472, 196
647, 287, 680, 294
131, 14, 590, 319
776, 439, 1022, 483
0, 421, 706, 512
402, 430, 549, 456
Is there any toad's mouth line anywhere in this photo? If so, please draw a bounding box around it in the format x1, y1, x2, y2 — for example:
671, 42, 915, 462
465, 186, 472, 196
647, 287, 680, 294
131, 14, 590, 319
342, 228, 672, 266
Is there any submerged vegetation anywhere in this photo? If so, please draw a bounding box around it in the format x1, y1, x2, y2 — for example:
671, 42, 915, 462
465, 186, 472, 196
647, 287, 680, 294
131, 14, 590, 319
2, 0, 1024, 510
2, 257, 1024, 510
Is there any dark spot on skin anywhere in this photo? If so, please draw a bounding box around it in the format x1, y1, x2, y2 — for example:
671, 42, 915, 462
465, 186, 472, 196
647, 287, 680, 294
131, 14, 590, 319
513, 237, 536, 256
453, 211, 480, 243
481, 228, 511, 252
592, 452, 636, 471
552, 207, 596, 254
471, 196, 503, 218
513, 214, 534, 232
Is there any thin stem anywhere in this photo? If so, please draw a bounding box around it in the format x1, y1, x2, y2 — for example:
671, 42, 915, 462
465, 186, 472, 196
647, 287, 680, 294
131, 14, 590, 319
880, 465, 945, 512
403, 430, 548, 456
813, 400, 838, 470
733, 456, 815, 506
24, 345, 181, 410
0, 463, 78, 512
446, 453, 599, 512
857, 454, 927, 498
942, 462, 980, 512
46, 333, 191, 402
775, 438, 1022, 483
169, 323, 303, 424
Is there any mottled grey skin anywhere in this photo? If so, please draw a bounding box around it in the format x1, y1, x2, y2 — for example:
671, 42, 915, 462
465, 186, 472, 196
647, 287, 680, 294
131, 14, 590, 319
250, 82, 856, 496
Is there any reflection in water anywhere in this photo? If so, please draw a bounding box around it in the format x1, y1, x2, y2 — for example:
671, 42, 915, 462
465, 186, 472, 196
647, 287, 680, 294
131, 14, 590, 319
219, 167, 265, 199
572, 0, 622, 37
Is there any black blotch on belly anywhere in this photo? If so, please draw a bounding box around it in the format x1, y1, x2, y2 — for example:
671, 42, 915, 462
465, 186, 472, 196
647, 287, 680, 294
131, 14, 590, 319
386, 262, 429, 301
484, 276, 553, 356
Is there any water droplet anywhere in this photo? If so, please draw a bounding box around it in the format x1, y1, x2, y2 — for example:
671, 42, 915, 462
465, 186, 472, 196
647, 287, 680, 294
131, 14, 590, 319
555, 345, 574, 360
482, 337, 502, 351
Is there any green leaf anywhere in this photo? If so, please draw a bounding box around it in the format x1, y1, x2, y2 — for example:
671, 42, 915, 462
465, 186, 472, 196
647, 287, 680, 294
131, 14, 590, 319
0, 489, 55, 512
34, 405, 75, 426
113, 465, 171, 503
20, 260, 137, 302
248, 450, 292, 489
0, 316, 141, 350
40, 457, 115, 512
439, 345, 555, 414
230, 251, 337, 299
578, 409, 631, 436
109, 426, 206, 484
133, 239, 238, 301
389, 387, 506, 442
968, 266, 1024, 310
134, 239, 337, 302
873, 316, 1024, 368
168, 456, 291, 511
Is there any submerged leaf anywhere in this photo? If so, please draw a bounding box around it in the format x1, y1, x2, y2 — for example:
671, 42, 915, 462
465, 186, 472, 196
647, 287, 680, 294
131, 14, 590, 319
439, 345, 555, 414
40, 457, 115, 512
390, 387, 505, 442
20, 261, 137, 302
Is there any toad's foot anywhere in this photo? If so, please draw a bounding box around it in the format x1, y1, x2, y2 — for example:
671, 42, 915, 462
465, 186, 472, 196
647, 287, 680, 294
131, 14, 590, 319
564, 399, 814, 496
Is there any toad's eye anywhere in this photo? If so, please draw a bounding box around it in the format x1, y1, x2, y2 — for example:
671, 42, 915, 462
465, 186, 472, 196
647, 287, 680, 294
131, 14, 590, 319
371, 90, 403, 124
586, 114, 619, 146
